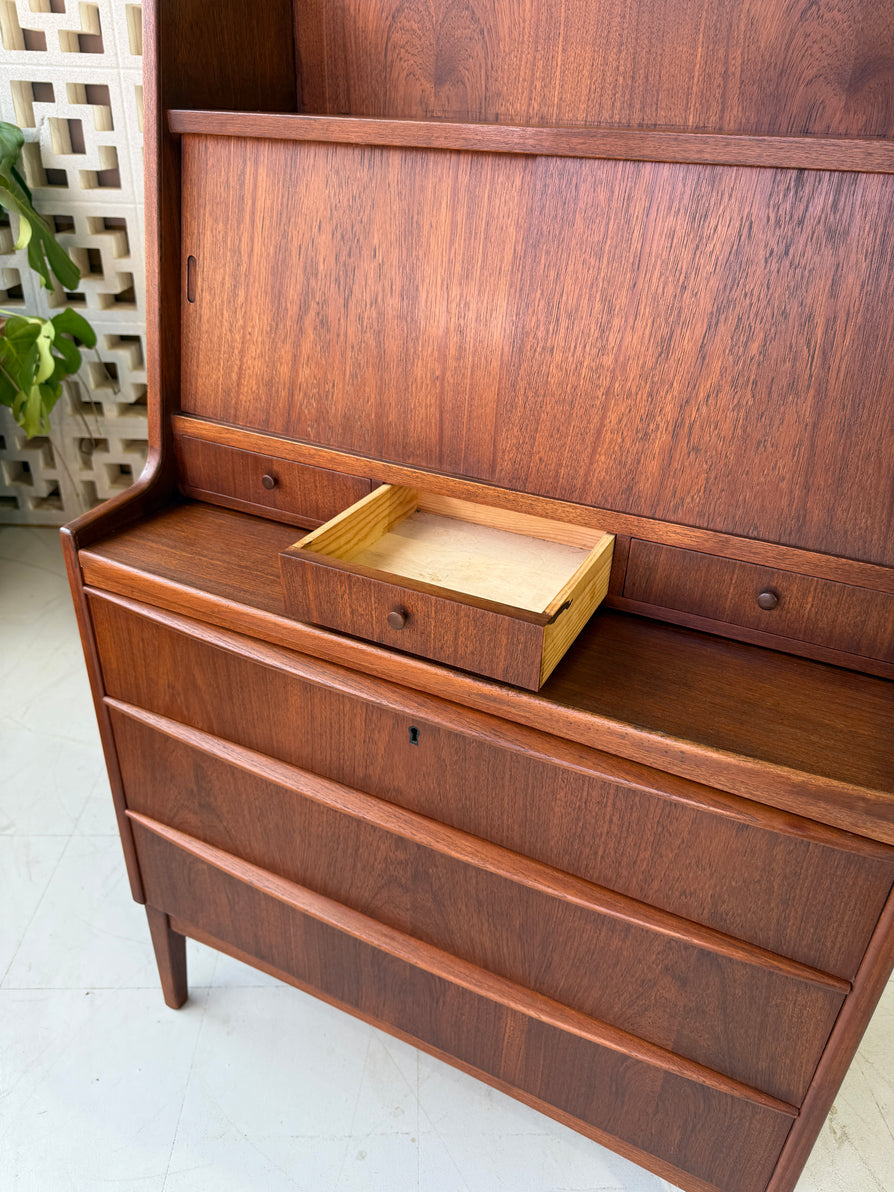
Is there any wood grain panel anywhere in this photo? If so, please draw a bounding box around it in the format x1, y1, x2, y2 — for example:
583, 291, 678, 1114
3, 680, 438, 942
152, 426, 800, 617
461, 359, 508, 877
88, 589, 894, 977
111, 706, 845, 1102
154, 0, 297, 114
171, 414, 894, 594
175, 434, 372, 526
180, 135, 894, 565
77, 506, 894, 841
281, 551, 546, 689
131, 819, 795, 1192
293, 1, 894, 138
624, 541, 894, 663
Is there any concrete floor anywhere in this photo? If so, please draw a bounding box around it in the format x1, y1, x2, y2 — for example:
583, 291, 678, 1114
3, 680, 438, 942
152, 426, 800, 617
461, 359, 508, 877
1, 523, 891, 1192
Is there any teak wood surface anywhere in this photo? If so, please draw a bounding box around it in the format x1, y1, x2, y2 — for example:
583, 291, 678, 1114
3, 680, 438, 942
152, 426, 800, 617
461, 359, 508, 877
60, 5, 894, 1192
179, 132, 894, 568
113, 707, 849, 1104
131, 817, 796, 1192
79, 506, 894, 842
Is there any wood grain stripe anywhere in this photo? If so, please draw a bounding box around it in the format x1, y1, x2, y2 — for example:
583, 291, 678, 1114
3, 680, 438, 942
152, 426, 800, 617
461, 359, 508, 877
167, 110, 894, 174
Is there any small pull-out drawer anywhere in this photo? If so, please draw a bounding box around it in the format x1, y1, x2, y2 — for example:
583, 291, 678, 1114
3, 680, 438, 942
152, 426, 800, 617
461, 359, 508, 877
176, 434, 373, 526
279, 484, 614, 689
623, 540, 894, 664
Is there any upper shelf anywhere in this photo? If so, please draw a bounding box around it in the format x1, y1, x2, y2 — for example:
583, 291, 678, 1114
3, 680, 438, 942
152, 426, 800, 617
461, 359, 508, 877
167, 109, 894, 174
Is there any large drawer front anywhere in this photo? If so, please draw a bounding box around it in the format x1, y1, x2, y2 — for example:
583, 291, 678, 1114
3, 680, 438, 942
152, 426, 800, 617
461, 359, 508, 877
111, 705, 844, 1104
131, 816, 795, 1192
623, 540, 894, 664
89, 592, 894, 979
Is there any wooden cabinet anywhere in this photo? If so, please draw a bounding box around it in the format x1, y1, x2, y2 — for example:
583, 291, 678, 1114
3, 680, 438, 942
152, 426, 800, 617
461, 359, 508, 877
63, 4, 894, 1192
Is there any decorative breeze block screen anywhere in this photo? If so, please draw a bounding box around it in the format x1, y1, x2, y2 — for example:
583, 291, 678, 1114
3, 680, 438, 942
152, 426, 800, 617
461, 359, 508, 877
1, 0, 147, 524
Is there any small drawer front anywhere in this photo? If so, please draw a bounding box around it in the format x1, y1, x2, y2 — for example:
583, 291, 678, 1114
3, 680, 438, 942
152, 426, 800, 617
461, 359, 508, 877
281, 553, 547, 689
175, 434, 373, 526
624, 540, 894, 663
113, 706, 844, 1103
89, 593, 894, 980
132, 818, 795, 1192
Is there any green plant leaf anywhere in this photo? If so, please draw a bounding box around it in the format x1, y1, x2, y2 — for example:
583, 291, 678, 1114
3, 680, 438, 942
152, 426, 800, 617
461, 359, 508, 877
25, 233, 51, 289
10, 162, 32, 204
0, 122, 94, 436
0, 122, 81, 292
52, 307, 97, 347
34, 319, 55, 383
0, 349, 18, 406
43, 233, 80, 292
51, 331, 82, 375
39, 379, 63, 417
21, 383, 45, 438
4, 315, 41, 344
0, 121, 25, 173
13, 213, 32, 250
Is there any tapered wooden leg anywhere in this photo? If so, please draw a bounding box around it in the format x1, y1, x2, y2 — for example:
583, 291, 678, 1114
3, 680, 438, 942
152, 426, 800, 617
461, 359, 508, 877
145, 905, 188, 1008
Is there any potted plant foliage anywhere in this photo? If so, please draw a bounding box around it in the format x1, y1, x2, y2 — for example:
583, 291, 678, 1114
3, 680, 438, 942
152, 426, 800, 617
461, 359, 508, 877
0, 120, 96, 438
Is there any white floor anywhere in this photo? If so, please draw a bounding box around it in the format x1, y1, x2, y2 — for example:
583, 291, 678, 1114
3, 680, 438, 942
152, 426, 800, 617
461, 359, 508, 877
1, 523, 891, 1192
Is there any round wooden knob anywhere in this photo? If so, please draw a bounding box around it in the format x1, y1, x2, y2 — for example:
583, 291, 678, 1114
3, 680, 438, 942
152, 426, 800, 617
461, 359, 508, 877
387, 609, 408, 630
261, 473, 277, 490
757, 589, 779, 610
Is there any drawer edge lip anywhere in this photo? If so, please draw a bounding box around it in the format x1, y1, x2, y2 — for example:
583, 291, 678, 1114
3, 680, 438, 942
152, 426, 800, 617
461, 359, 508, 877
80, 576, 894, 847
109, 697, 852, 995
128, 808, 798, 1119
164, 911, 733, 1192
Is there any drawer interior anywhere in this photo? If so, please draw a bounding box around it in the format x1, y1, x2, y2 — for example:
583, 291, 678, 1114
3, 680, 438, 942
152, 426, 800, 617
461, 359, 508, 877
280, 484, 614, 688
293, 484, 611, 616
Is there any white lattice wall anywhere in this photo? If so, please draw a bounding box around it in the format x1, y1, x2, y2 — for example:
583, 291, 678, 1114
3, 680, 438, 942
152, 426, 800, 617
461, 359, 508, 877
0, 0, 146, 524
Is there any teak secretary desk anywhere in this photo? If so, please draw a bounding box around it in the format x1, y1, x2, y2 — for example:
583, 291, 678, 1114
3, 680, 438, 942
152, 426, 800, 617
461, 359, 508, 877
63, 3, 894, 1191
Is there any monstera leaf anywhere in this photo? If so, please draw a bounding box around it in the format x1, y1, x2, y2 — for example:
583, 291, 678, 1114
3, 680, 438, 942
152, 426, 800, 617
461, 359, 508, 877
0, 121, 81, 292
1, 121, 97, 437
0, 310, 97, 438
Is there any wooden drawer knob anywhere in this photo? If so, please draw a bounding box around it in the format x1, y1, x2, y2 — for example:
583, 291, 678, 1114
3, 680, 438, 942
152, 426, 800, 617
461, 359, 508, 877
261, 473, 278, 490
757, 589, 779, 610
387, 609, 408, 630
